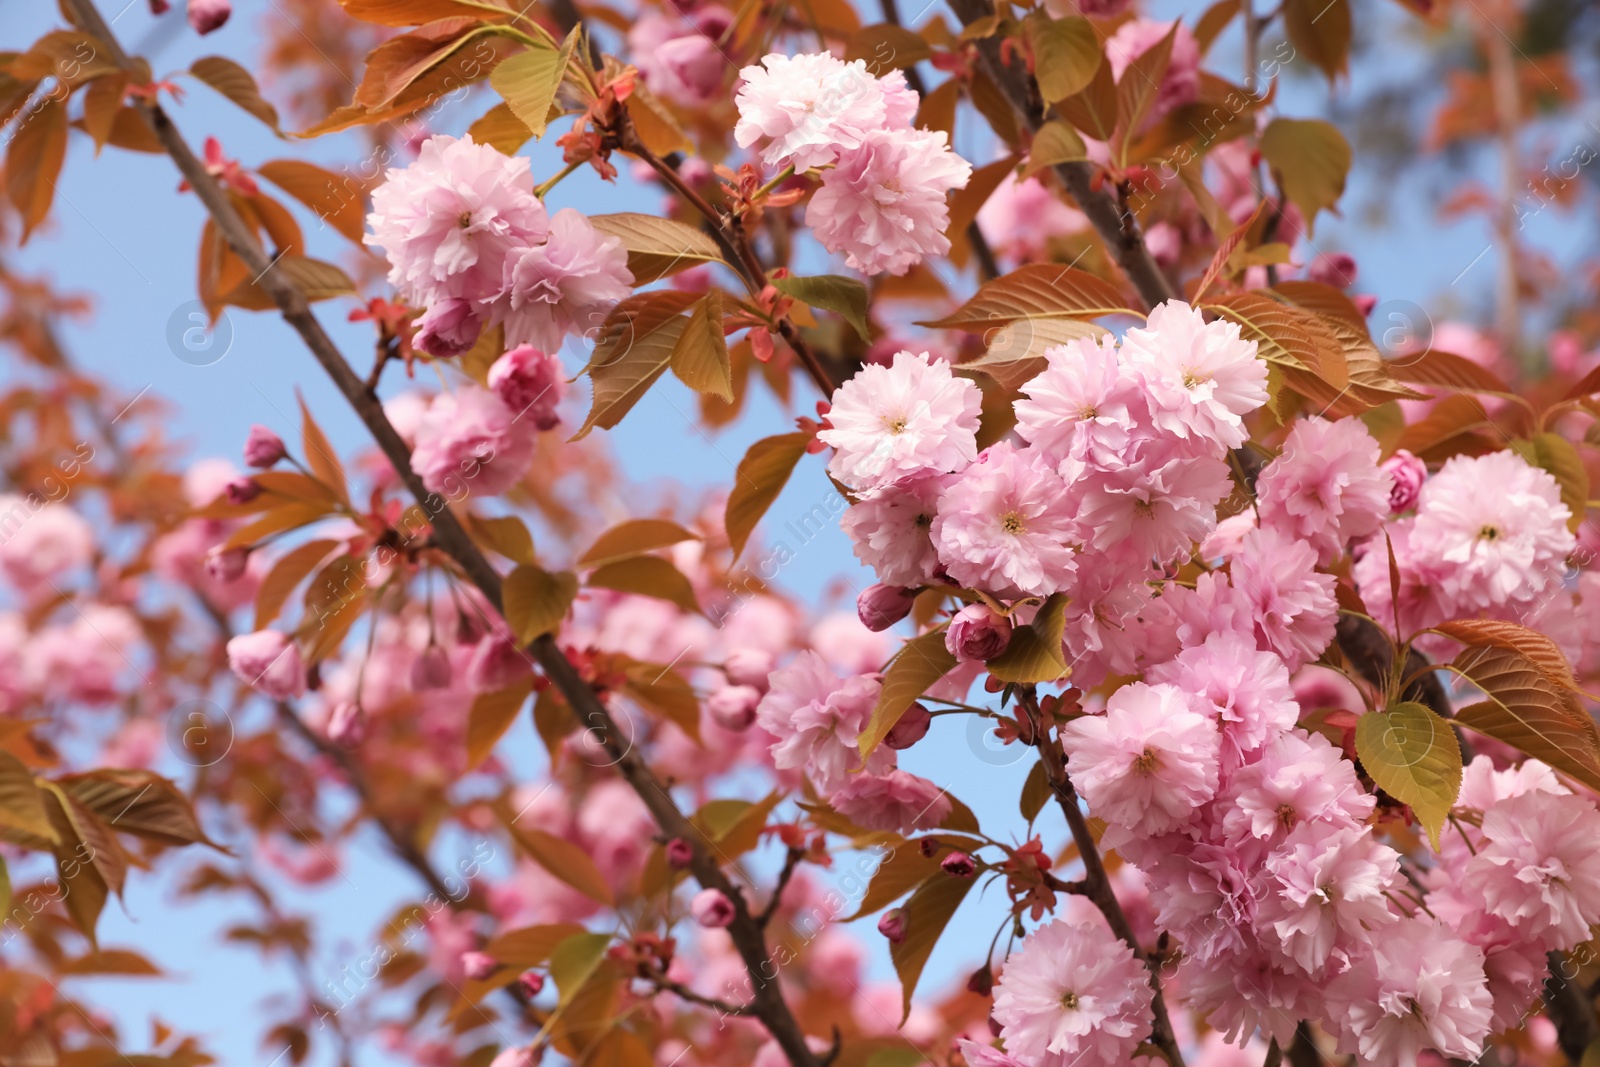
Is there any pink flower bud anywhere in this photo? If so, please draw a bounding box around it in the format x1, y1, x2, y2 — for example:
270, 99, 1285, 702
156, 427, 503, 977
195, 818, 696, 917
878, 907, 907, 944
1308, 252, 1359, 289
945, 603, 1012, 662
691, 888, 736, 928
884, 702, 931, 750
966, 965, 994, 996
149, 0, 171, 14
490, 1046, 537, 1067
413, 298, 484, 358
707, 684, 760, 731
205, 546, 249, 583
225, 477, 260, 505
226, 629, 305, 700
1381, 449, 1427, 513
187, 0, 231, 34
723, 648, 774, 690
411, 645, 453, 690
665, 837, 695, 869
243, 424, 287, 468
1353, 293, 1378, 316
466, 636, 532, 693
326, 700, 365, 746
857, 583, 916, 632
941, 851, 976, 878
516, 971, 546, 998
461, 950, 497, 980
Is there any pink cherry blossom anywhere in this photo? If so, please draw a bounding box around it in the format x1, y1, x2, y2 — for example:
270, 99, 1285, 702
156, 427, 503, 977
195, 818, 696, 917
1121, 301, 1268, 449
226, 629, 305, 700
1461, 790, 1600, 949
1062, 681, 1220, 836
489, 344, 566, 431
818, 351, 981, 490
499, 208, 634, 352
976, 174, 1088, 262
1072, 451, 1232, 568
830, 769, 951, 833
754, 651, 892, 793
1257, 824, 1401, 975
1220, 729, 1374, 845
1147, 632, 1299, 771
1014, 334, 1145, 470
1257, 416, 1392, 563
365, 134, 547, 308
410, 387, 539, 498
734, 53, 912, 171
991, 917, 1154, 1067
805, 128, 972, 277
1228, 526, 1339, 670
840, 472, 950, 587
932, 443, 1082, 599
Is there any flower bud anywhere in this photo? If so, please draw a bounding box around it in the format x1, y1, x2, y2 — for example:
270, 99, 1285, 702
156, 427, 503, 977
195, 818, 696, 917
490, 1049, 536, 1067
857, 584, 916, 632
878, 907, 907, 944
413, 298, 483, 358
242, 424, 287, 468
326, 700, 365, 746
723, 648, 774, 690
945, 603, 1012, 662
941, 851, 976, 878
461, 950, 497, 980
516, 971, 546, 998
225, 477, 260, 505
966, 964, 994, 996
466, 636, 532, 693
1381, 449, 1426, 513
205, 546, 249, 583
665, 837, 695, 869
411, 645, 453, 690
707, 684, 760, 731
691, 888, 736, 928
187, 0, 231, 34
1308, 252, 1358, 289
884, 702, 931, 750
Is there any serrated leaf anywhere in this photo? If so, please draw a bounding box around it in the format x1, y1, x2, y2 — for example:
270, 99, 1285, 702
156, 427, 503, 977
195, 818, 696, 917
919, 264, 1134, 331
1355, 701, 1461, 850
890, 873, 975, 1021
619, 660, 701, 741
1055, 47, 1118, 142
467, 680, 532, 769
861, 631, 956, 757
772, 274, 872, 342
587, 556, 700, 614
1026, 13, 1101, 103
589, 213, 724, 284
489, 36, 572, 138
503, 564, 578, 643
81, 72, 128, 153
1529, 433, 1588, 533
1429, 618, 1580, 693
1388, 348, 1514, 397
257, 159, 368, 244
1449, 645, 1600, 794
575, 294, 697, 438
61, 769, 218, 848
466, 100, 533, 154
670, 290, 732, 400
958, 317, 1108, 391
1113, 21, 1176, 163
986, 594, 1070, 683
725, 432, 810, 559
190, 56, 282, 131
578, 519, 699, 567
1206, 291, 1347, 391
0, 752, 56, 843
255, 538, 338, 629
1259, 118, 1350, 236
844, 845, 938, 919
1021, 121, 1088, 178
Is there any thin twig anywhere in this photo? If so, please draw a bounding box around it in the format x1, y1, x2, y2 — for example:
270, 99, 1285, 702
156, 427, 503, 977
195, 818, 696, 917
757, 846, 805, 927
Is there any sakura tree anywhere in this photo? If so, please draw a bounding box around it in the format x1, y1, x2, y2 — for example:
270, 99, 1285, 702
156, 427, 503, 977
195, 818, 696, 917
4, 0, 1600, 1066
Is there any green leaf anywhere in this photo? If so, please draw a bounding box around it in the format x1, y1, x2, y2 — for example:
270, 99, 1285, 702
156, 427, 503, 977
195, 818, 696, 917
1025, 13, 1101, 103
586, 555, 700, 615
503, 564, 578, 643
1113, 21, 1177, 162
466, 680, 533, 769
1020, 761, 1050, 823
725, 432, 811, 560
861, 631, 956, 757
549, 931, 615, 1008
578, 518, 699, 568
0, 751, 56, 844
1354, 701, 1461, 850
890, 873, 975, 1021
986, 594, 1070, 684
1021, 120, 1088, 178
1529, 433, 1589, 533
918, 264, 1135, 331
772, 274, 872, 342
1259, 118, 1351, 236
488, 34, 574, 138
589, 213, 725, 284
670, 290, 733, 401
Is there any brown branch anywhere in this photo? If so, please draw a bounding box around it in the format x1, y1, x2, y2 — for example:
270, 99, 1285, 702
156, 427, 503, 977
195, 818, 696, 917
646, 973, 756, 1017
61, 5, 821, 1066
943, 0, 1179, 311
757, 846, 805, 927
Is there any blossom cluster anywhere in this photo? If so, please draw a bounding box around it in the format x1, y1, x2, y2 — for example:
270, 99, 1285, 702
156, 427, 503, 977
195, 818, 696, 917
734, 53, 972, 276
365, 133, 633, 357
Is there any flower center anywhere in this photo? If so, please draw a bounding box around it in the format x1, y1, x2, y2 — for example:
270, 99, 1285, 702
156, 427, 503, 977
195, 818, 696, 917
1478, 524, 1501, 541
882, 414, 908, 435
1277, 803, 1297, 830
1182, 368, 1211, 389
1000, 511, 1027, 535
1060, 991, 1079, 1010
458, 210, 474, 229
914, 512, 932, 529
1133, 748, 1160, 774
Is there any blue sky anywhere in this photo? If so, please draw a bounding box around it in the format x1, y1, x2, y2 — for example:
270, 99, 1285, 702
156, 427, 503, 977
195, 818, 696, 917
2, 0, 1571, 1063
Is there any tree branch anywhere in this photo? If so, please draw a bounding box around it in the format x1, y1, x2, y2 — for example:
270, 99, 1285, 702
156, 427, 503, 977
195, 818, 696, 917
61, 5, 820, 1065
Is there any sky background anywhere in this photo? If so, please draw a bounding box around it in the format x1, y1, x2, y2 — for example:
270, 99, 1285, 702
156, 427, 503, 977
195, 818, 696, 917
3, 0, 1593, 1063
